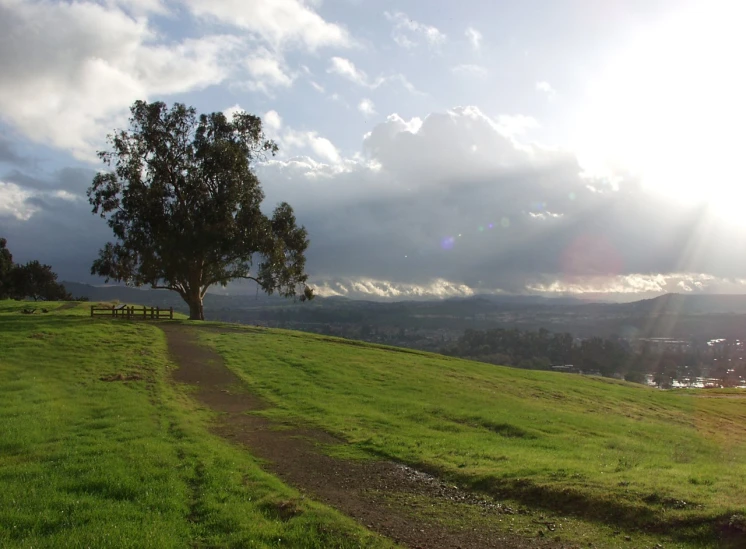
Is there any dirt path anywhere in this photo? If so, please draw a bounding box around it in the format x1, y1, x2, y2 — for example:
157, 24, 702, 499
162, 324, 560, 549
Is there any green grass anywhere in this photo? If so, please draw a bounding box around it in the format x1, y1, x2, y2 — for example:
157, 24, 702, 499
0, 301, 395, 549
4, 301, 746, 548
200, 326, 746, 547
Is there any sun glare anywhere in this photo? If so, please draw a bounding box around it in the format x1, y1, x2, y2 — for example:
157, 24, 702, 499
575, 1, 746, 221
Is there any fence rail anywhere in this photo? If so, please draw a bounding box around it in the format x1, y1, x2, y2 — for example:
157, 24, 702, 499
90, 304, 173, 320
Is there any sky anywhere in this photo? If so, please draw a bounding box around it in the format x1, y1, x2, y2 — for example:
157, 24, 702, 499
1, 0, 746, 301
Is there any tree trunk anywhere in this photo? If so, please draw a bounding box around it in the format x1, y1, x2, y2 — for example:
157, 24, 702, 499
187, 295, 204, 320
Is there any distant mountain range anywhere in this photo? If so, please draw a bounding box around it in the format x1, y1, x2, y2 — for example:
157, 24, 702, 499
62, 281, 746, 319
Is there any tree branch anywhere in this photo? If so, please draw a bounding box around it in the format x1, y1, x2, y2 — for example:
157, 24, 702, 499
150, 283, 186, 298
205, 274, 261, 288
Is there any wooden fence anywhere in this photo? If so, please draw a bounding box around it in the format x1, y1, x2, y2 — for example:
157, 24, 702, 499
90, 304, 173, 320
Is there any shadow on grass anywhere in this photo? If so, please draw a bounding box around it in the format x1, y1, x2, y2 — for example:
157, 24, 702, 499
455, 470, 746, 547
0, 313, 96, 333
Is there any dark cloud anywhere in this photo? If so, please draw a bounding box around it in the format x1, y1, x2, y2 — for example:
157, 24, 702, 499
0, 166, 106, 282
258, 107, 746, 296
4, 167, 93, 194
0, 134, 33, 167
4, 106, 746, 298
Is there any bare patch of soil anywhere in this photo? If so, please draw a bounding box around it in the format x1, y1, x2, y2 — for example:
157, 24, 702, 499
161, 324, 561, 549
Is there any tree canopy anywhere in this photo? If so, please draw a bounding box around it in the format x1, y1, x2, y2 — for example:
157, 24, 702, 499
0, 238, 14, 299
88, 100, 313, 320
0, 238, 72, 301
9, 260, 72, 302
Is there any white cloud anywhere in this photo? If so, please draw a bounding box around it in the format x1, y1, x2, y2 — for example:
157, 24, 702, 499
327, 57, 423, 95
358, 98, 376, 116
263, 110, 283, 132
496, 114, 540, 136
536, 80, 557, 100
245, 48, 295, 93
0, 182, 36, 221
185, 0, 350, 50
282, 129, 341, 164
0, 0, 239, 161
384, 11, 446, 49
451, 64, 488, 77
252, 104, 746, 298
314, 277, 475, 299
0, 0, 356, 160
465, 27, 482, 51
527, 273, 717, 296
386, 113, 423, 135
223, 104, 245, 119
310, 81, 325, 93
327, 56, 368, 86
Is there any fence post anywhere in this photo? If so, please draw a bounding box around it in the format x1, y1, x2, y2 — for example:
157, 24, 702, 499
169, 307, 173, 320
90, 305, 94, 318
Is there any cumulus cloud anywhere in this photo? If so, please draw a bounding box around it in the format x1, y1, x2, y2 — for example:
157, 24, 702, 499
253, 105, 746, 298
0, 181, 36, 220
185, 0, 350, 50
384, 11, 446, 49
6, 98, 746, 300
263, 110, 283, 132
314, 277, 476, 299
0, 1, 241, 161
496, 114, 540, 136
244, 48, 295, 93
358, 98, 376, 116
465, 27, 482, 51
281, 130, 341, 164
527, 273, 719, 297
223, 104, 245, 119
0, 0, 350, 161
0, 167, 112, 281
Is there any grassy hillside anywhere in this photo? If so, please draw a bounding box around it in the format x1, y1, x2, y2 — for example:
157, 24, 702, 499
200, 326, 746, 547
0, 301, 393, 548
2, 301, 745, 548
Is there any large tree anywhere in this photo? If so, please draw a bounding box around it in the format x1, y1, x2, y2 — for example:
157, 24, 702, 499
88, 100, 313, 320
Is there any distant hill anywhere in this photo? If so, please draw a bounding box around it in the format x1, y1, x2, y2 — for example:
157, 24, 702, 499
61, 282, 746, 340
621, 293, 746, 315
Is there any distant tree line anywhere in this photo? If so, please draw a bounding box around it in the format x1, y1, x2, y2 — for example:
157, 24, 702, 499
0, 238, 74, 301
442, 327, 746, 387
442, 327, 632, 379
